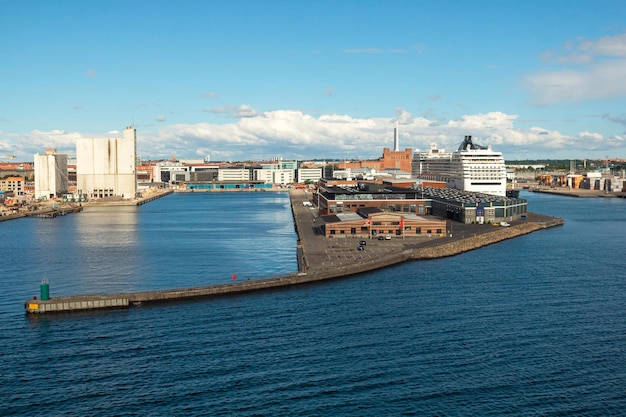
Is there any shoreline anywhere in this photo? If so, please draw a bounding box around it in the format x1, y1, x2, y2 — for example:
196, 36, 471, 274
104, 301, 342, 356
25, 189, 564, 314
529, 187, 626, 198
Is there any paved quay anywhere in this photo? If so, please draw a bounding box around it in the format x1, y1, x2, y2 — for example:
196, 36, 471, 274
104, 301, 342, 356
289, 189, 563, 276
25, 188, 563, 314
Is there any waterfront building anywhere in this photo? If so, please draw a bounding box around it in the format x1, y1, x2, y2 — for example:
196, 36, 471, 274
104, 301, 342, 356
0, 176, 25, 196
315, 181, 431, 217
184, 181, 272, 191
331, 169, 353, 180
76, 126, 137, 199
0, 162, 34, 180
136, 164, 154, 182
379, 168, 412, 179
420, 186, 527, 224
315, 180, 527, 225
153, 161, 189, 184
350, 167, 377, 180
296, 168, 322, 184
219, 168, 251, 182
253, 168, 294, 185
322, 209, 448, 239
412, 136, 507, 197
189, 166, 219, 182
378, 147, 413, 172
33, 149, 68, 199
272, 160, 299, 170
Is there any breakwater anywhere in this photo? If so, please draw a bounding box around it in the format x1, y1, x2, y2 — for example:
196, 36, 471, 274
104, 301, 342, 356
410, 217, 563, 260
25, 192, 563, 314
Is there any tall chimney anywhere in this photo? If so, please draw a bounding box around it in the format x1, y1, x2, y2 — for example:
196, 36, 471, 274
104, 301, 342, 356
393, 121, 399, 151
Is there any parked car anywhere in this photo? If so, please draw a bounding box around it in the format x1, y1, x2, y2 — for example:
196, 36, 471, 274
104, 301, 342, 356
500, 221, 510, 227
385, 234, 392, 240
359, 240, 367, 246
377, 236, 385, 240
357, 245, 365, 251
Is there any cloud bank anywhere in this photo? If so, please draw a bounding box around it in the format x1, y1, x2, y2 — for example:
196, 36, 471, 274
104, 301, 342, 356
3, 109, 619, 162
526, 32, 626, 105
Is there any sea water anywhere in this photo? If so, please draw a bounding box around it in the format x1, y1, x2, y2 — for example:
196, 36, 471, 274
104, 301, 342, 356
1, 191, 625, 416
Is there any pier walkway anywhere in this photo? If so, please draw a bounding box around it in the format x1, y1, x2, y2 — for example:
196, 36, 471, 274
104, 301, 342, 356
25, 189, 563, 314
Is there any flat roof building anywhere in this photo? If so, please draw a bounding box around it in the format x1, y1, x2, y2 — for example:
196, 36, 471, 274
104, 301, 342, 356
315, 180, 527, 225
76, 127, 138, 199
34, 149, 69, 199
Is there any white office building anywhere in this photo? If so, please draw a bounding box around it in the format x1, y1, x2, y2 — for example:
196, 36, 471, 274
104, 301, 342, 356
218, 168, 251, 182
76, 126, 137, 199
254, 168, 295, 185
34, 149, 69, 199
153, 161, 189, 183
297, 168, 322, 183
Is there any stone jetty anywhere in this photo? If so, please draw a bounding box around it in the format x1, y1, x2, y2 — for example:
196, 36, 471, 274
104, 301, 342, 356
25, 190, 563, 314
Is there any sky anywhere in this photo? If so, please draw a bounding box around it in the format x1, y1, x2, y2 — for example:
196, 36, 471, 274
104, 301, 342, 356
1, 0, 626, 162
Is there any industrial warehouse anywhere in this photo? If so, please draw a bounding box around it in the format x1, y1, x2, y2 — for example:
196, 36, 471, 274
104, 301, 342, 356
314, 179, 528, 238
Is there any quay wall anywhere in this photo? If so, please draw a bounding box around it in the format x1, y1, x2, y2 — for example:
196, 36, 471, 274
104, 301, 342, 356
410, 218, 563, 260
531, 188, 622, 198
25, 219, 562, 314
26, 296, 129, 313
24, 192, 564, 314
136, 190, 173, 205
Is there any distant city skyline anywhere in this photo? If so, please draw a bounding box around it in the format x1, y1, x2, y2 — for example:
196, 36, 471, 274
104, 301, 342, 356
1, 1, 626, 162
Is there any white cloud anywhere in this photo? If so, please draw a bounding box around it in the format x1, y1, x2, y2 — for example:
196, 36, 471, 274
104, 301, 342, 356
147, 109, 586, 160
3, 109, 624, 161
448, 112, 516, 130
235, 105, 259, 118
208, 105, 232, 114
526, 60, 626, 105
206, 104, 259, 118
394, 108, 415, 124
585, 33, 626, 57
156, 115, 166, 122
203, 92, 219, 98
606, 134, 625, 147
527, 32, 626, 105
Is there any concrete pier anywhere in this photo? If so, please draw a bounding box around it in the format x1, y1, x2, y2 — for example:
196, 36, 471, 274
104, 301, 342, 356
26, 296, 129, 313
25, 189, 564, 314
136, 190, 173, 205
83, 189, 173, 207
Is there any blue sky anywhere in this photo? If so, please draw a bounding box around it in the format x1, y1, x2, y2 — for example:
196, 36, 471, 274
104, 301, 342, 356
2, 0, 626, 162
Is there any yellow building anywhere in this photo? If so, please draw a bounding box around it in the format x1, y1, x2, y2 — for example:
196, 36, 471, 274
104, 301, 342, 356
0, 176, 26, 196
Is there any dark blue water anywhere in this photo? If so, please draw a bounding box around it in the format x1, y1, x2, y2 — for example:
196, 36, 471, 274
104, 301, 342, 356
2, 191, 625, 416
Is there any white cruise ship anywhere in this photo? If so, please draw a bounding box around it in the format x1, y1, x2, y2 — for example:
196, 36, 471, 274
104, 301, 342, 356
412, 136, 507, 196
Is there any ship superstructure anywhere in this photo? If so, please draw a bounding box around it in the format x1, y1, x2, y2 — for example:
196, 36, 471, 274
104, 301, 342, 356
412, 136, 506, 196
412, 142, 453, 182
